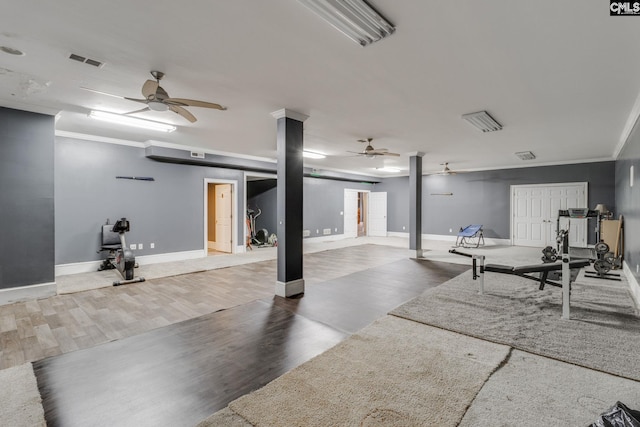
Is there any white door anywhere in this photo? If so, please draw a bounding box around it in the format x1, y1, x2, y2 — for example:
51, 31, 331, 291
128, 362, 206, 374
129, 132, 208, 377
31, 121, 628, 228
368, 192, 387, 237
215, 184, 232, 252
512, 183, 587, 247
344, 189, 358, 238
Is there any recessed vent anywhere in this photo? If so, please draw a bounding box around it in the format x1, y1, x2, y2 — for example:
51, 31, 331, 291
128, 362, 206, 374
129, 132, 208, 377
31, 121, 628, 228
303, 230, 311, 237
69, 53, 104, 68
323, 228, 332, 235
462, 110, 502, 132
190, 151, 205, 159
515, 151, 536, 160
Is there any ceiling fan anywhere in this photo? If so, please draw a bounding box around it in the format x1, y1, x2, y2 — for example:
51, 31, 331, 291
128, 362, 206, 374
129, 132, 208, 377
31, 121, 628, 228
349, 138, 400, 158
83, 71, 226, 123
431, 162, 463, 176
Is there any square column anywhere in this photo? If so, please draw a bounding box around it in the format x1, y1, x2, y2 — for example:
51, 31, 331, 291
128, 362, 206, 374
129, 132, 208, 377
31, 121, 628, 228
409, 153, 425, 258
271, 109, 308, 297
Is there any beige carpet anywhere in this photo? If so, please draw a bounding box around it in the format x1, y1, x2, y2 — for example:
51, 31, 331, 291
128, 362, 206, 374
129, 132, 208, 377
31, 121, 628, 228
0, 363, 46, 427
460, 349, 640, 426
198, 316, 511, 427
391, 269, 640, 381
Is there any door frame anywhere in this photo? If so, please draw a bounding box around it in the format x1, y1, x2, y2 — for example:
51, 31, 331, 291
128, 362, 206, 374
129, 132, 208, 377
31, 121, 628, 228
204, 178, 238, 255
509, 181, 588, 247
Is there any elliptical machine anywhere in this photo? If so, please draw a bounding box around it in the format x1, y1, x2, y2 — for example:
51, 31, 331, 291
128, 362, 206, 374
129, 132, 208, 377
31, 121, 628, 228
98, 218, 145, 286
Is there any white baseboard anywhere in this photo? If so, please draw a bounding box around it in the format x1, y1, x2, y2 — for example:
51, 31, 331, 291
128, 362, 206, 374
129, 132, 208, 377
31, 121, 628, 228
55, 249, 206, 276
387, 232, 510, 246
236, 245, 246, 254
623, 261, 640, 310
275, 279, 305, 297
303, 233, 347, 243
0, 282, 57, 306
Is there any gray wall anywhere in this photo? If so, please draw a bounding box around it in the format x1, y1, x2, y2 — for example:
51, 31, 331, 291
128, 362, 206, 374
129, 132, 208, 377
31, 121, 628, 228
0, 107, 55, 289
377, 161, 616, 241
55, 137, 245, 264
247, 178, 378, 239
616, 121, 640, 285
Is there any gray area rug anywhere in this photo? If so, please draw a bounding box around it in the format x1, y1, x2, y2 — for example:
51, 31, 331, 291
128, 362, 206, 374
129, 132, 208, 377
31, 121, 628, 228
460, 349, 640, 426
0, 363, 46, 427
198, 316, 511, 427
391, 269, 640, 381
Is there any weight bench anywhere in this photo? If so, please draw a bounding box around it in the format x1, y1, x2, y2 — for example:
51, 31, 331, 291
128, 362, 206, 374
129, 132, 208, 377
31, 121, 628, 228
449, 249, 590, 320
456, 224, 485, 248
484, 260, 590, 290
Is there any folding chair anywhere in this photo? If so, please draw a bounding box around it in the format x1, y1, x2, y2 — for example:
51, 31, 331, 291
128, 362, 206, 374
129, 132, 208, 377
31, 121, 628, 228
456, 224, 485, 248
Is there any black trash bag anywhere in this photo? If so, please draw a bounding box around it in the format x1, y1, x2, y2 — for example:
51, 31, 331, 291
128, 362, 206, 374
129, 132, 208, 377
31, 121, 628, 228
590, 401, 640, 427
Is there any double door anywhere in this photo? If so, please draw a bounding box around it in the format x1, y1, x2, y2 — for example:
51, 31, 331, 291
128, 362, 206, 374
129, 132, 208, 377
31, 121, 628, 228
512, 183, 588, 248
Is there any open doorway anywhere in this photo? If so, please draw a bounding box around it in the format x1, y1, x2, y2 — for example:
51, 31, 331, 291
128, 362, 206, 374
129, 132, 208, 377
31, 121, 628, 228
245, 173, 277, 250
357, 191, 368, 237
344, 189, 388, 238
204, 179, 237, 256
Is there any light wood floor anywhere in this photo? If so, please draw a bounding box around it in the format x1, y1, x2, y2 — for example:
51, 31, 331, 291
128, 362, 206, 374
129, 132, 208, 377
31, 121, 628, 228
0, 245, 410, 370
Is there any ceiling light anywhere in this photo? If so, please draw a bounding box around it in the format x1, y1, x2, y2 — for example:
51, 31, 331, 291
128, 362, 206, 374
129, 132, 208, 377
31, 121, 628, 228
297, 0, 395, 46
89, 111, 176, 133
515, 151, 536, 160
376, 167, 401, 173
303, 150, 326, 159
462, 111, 502, 132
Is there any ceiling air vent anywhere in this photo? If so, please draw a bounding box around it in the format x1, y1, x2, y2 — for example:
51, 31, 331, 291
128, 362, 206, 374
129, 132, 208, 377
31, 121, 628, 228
462, 111, 502, 132
190, 151, 205, 159
69, 53, 104, 68
515, 151, 536, 160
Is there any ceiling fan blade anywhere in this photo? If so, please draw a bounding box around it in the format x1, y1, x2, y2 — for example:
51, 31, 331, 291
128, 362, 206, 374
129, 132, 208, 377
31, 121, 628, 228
125, 107, 151, 115
142, 80, 159, 98
380, 152, 400, 157
165, 98, 226, 110
124, 97, 150, 104
169, 105, 197, 123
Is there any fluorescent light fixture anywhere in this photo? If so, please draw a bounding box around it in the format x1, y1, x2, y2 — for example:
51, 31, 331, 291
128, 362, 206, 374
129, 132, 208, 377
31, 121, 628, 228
303, 150, 326, 159
462, 111, 502, 133
89, 110, 176, 133
376, 167, 401, 173
515, 151, 536, 160
297, 0, 395, 46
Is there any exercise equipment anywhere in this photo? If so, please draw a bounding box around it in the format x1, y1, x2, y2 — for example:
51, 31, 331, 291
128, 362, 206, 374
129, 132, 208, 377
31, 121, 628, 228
455, 224, 485, 248
98, 218, 145, 286
449, 229, 589, 320
585, 241, 622, 281
246, 208, 276, 247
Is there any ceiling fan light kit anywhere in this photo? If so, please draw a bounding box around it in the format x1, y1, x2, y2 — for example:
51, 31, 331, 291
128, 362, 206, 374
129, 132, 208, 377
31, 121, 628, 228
89, 110, 176, 133
297, 0, 395, 46
462, 110, 502, 132
352, 138, 400, 158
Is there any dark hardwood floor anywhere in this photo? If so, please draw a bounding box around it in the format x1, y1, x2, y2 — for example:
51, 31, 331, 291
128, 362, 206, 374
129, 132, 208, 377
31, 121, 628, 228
34, 253, 468, 427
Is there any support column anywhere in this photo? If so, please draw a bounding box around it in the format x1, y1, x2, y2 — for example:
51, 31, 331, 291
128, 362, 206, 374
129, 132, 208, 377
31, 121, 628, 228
271, 109, 308, 297
409, 152, 425, 258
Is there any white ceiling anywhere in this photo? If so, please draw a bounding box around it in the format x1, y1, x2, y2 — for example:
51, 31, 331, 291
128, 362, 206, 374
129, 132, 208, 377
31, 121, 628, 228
1, 1, 639, 177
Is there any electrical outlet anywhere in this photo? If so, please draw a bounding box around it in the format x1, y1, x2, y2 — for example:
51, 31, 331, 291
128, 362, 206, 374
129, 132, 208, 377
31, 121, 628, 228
637, 264, 639, 274
316, 229, 320, 234
130, 244, 137, 250
334, 228, 338, 232
138, 243, 143, 250
449, 228, 453, 233
402, 226, 406, 230
150, 243, 155, 249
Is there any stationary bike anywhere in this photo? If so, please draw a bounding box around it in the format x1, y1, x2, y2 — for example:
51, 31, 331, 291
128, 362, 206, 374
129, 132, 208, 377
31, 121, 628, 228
98, 218, 145, 286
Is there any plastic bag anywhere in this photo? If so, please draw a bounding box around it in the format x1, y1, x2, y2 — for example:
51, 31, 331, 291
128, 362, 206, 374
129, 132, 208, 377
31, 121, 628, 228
590, 401, 640, 427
